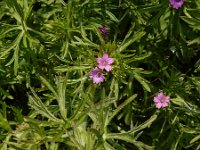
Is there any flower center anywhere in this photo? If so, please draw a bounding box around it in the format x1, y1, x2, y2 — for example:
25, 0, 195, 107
160, 98, 165, 103
102, 60, 108, 66
95, 72, 102, 77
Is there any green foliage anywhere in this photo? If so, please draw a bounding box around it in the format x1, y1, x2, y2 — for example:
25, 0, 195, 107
0, 0, 200, 149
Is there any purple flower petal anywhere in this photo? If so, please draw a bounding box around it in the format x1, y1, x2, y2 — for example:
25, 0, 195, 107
105, 65, 112, 72
153, 97, 160, 103
169, 0, 184, 9
156, 103, 162, 109
97, 58, 103, 64
162, 102, 168, 108
107, 58, 114, 64
103, 54, 109, 59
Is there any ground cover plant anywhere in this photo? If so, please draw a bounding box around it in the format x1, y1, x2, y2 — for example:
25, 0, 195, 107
0, 0, 200, 149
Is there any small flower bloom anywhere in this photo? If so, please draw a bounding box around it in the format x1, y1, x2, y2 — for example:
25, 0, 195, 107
89, 67, 104, 84
98, 27, 108, 37
153, 92, 170, 109
169, 0, 185, 9
97, 54, 114, 72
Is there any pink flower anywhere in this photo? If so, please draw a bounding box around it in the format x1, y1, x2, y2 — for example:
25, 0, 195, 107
98, 27, 108, 37
169, 0, 184, 9
97, 54, 114, 72
89, 67, 104, 84
153, 92, 170, 109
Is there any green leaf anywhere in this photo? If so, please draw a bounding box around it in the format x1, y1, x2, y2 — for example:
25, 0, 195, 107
184, 9, 200, 20
39, 75, 58, 97
2, 31, 23, 61
187, 37, 200, 45
190, 134, 200, 144
118, 31, 146, 52
56, 76, 67, 119
133, 73, 151, 92
104, 142, 115, 150
107, 94, 137, 125
5, 0, 24, 23
0, 113, 11, 131
105, 133, 154, 150
129, 114, 158, 134
54, 65, 91, 72
132, 52, 152, 61
28, 87, 61, 122
0, 87, 13, 99
13, 45, 19, 75
105, 10, 119, 23
181, 16, 200, 30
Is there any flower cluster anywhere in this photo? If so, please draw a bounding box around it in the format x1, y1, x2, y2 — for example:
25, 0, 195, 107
169, 0, 185, 9
153, 92, 170, 109
89, 54, 114, 84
